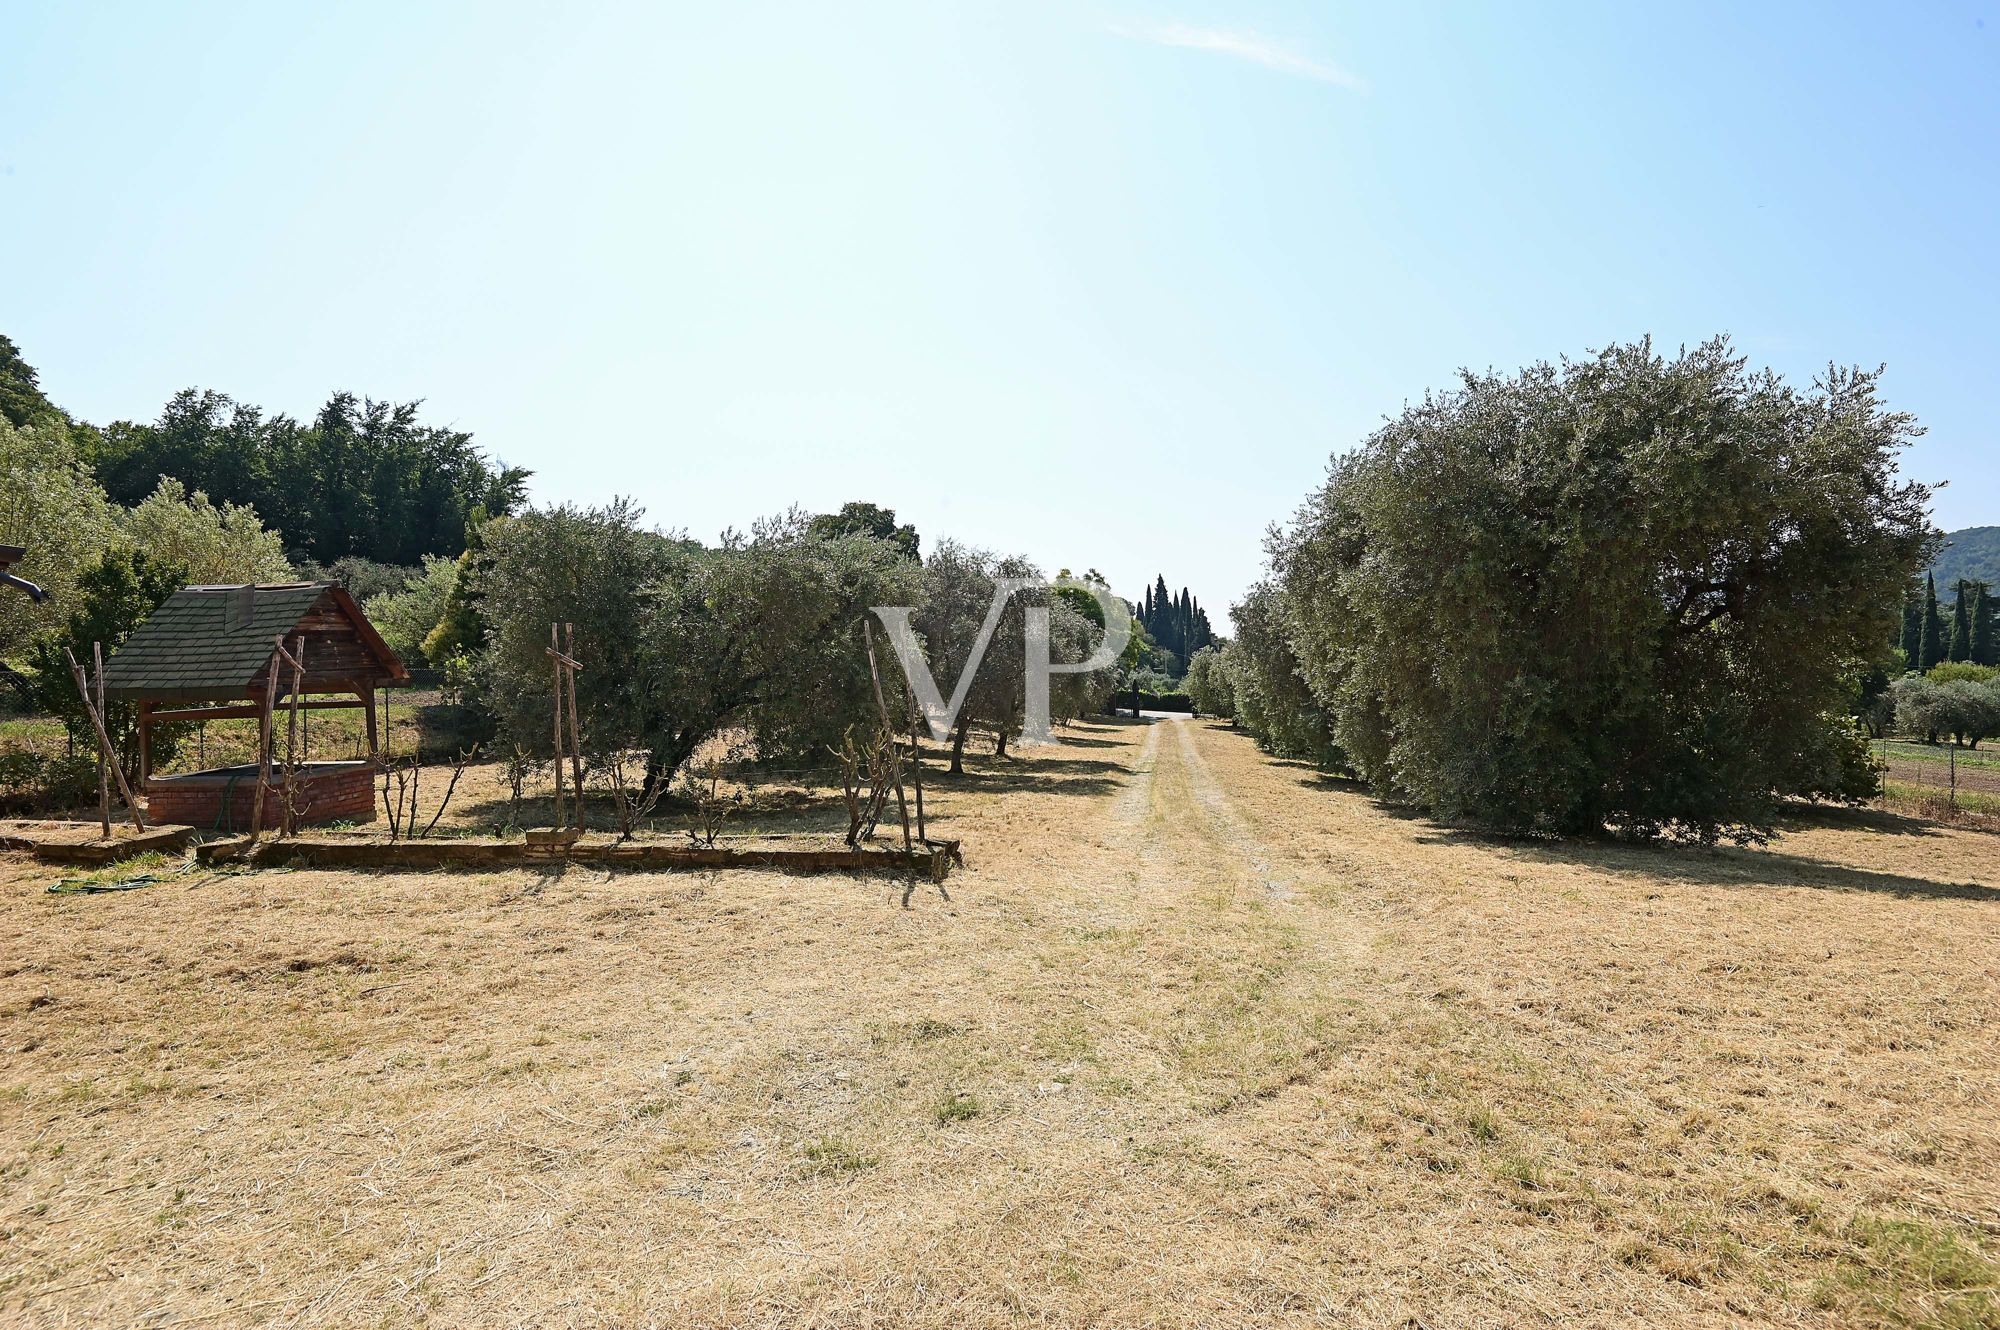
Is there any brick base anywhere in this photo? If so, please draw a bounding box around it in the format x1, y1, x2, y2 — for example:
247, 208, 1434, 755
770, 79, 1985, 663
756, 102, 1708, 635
146, 762, 378, 832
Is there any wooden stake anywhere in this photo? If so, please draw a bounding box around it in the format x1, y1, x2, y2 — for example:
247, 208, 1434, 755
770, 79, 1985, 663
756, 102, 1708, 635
550, 623, 565, 831
564, 623, 584, 831
862, 621, 913, 850
92, 643, 110, 839
903, 674, 927, 843
282, 636, 306, 836
62, 646, 146, 832
247, 644, 281, 842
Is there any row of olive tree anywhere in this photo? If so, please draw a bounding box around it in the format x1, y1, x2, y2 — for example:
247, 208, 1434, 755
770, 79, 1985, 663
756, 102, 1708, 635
459, 503, 1120, 790
1219, 337, 1935, 842
1891, 674, 2000, 748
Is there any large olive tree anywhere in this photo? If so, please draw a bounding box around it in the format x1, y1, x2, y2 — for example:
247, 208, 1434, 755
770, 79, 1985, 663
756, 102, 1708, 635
1276, 337, 1935, 841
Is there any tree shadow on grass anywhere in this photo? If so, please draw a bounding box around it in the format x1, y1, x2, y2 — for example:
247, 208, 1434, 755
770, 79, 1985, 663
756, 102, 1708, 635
1409, 826, 2000, 903
1773, 802, 1946, 838
1241, 732, 1990, 900
926, 754, 1125, 798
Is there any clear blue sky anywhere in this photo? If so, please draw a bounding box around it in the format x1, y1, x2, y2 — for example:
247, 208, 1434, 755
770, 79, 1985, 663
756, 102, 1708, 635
4, 2, 1995, 622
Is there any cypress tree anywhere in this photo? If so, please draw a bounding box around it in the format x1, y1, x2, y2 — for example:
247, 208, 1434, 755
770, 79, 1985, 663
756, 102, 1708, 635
1972, 582, 1996, 667
1920, 573, 1946, 670
1949, 579, 1974, 662
1900, 585, 1922, 663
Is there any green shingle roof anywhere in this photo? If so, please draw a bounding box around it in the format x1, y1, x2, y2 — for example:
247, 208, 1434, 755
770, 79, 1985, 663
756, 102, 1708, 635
103, 584, 350, 700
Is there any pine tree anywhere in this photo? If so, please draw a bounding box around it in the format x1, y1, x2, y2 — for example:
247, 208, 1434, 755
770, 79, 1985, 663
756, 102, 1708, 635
1948, 579, 1974, 662
1920, 573, 1946, 670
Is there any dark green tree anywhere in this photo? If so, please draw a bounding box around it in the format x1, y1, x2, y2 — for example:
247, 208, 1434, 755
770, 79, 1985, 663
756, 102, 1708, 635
91, 387, 529, 565
1920, 573, 1946, 670
1948, 579, 1974, 662
1899, 584, 1922, 663
1971, 582, 1996, 667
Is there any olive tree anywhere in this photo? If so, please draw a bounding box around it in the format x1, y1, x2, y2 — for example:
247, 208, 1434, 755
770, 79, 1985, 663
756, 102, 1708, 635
1222, 581, 1341, 766
641, 509, 920, 776
893, 542, 1107, 771
1275, 337, 1935, 841
479, 502, 918, 793
1185, 644, 1235, 719
1898, 675, 2000, 748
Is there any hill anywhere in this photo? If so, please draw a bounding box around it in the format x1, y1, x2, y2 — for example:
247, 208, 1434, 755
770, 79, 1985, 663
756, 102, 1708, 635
1931, 526, 2000, 589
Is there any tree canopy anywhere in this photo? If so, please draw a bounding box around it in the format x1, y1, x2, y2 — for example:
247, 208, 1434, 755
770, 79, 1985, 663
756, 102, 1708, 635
1251, 336, 1935, 841
89, 388, 529, 566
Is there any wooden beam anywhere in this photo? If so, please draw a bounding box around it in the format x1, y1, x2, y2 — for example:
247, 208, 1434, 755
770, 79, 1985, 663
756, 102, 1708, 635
282, 636, 305, 836
247, 651, 280, 843
146, 698, 364, 723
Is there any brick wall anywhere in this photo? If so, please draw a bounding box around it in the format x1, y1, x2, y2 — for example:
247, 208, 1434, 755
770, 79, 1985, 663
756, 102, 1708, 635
146, 764, 378, 831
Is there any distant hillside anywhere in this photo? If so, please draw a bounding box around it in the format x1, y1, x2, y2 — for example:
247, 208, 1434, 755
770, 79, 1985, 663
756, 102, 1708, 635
1931, 527, 2000, 589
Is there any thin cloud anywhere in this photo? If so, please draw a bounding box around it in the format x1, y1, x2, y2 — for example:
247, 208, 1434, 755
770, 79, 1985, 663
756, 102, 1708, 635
1108, 19, 1364, 89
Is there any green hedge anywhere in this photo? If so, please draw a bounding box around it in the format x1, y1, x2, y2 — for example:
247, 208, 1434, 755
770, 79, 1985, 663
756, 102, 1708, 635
1110, 690, 1193, 714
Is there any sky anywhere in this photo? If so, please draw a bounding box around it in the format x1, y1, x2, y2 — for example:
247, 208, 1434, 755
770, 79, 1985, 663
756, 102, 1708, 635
4, 2, 1996, 625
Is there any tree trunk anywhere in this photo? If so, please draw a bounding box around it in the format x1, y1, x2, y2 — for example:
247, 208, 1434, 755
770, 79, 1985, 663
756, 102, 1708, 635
949, 718, 971, 775
993, 729, 1008, 760
640, 728, 704, 802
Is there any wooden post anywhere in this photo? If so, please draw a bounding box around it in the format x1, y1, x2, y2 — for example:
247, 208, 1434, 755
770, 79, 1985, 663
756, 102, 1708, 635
247, 648, 281, 842
92, 643, 110, 839
903, 674, 927, 843
564, 623, 584, 831
61, 646, 145, 832
550, 623, 566, 830
362, 688, 379, 760
137, 701, 154, 783
282, 636, 306, 836
862, 621, 913, 850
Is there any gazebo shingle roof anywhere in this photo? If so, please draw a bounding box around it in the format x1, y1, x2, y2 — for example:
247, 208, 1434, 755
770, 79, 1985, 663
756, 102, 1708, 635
102, 583, 408, 702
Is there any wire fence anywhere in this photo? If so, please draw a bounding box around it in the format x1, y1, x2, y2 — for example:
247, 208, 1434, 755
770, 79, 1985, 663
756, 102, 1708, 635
1870, 740, 2000, 817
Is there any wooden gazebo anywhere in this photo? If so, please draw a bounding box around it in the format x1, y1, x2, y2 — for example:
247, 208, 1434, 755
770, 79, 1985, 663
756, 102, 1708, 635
102, 583, 410, 827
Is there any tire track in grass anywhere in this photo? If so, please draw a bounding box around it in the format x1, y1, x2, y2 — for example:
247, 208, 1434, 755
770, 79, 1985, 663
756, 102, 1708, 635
1169, 718, 1297, 902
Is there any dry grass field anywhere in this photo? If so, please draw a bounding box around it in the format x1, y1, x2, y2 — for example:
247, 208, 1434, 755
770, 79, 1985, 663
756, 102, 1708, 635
2, 717, 1997, 1328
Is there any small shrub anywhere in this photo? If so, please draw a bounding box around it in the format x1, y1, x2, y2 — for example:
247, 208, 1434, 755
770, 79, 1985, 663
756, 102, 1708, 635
801, 1136, 876, 1176
932, 1092, 982, 1124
